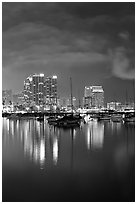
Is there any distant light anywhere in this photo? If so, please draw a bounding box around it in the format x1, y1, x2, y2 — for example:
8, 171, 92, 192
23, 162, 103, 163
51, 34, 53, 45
40, 73, 44, 77
29, 77, 32, 82
52, 75, 57, 79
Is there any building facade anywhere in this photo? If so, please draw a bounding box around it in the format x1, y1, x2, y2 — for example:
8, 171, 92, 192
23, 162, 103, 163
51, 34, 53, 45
91, 86, 104, 108
2, 90, 12, 105
107, 102, 121, 110
24, 73, 45, 105
44, 75, 57, 105
12, 92, 25, 105
84, 86, 92, 108
24, 74, 57, 106
24, 76, 33, 104
32, 73, 45, 105
84, 86, 104, 109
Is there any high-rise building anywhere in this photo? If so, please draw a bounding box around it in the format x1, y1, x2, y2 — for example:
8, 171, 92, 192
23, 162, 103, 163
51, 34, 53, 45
45, 75, 57, 105
91, 86, 104, 108
84, 86, 92, 97
84, 86, 104, 109
24, 73, 45, 105
84, 86, 92, 108
32, 73, 44, 105
24, 74, 57, 106
24, 76, 33, 104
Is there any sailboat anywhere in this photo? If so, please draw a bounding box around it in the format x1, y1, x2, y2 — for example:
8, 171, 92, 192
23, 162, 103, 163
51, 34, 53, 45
55, 78, 81, 128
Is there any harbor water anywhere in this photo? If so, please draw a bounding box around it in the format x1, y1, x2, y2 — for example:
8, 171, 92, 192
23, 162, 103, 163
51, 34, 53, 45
2, 117, 135, 201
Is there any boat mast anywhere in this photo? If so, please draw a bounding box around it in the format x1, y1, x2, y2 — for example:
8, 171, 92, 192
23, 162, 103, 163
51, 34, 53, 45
78, 89, 81, 108
70, 77, 73, 114
125, 89, 128, 109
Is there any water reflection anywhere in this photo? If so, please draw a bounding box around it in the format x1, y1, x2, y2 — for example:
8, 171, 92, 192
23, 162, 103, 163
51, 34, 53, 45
85, 121, 104, 150
3, 118, 126, 169
106, 121, 122, 133
2, 117, 135, 202
53, 137, 58, 165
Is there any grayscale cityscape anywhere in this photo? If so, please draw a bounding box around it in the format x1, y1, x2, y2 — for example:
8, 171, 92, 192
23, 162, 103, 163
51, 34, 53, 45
2, 2, 135, 202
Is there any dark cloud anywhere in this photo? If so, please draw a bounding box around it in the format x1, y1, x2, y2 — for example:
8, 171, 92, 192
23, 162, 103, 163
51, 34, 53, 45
2, 2, 135, 102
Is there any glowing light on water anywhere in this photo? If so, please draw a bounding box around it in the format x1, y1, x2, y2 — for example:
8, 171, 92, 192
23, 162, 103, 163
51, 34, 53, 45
53, 138, 58, 165
86, 121, 104, 150
87, 127, 91, 150
40, 140, 45, 166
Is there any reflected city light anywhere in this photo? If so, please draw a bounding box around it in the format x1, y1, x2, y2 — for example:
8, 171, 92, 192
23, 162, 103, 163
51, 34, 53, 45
3, 118, 107, 169
40, 140, 45, 168
34, 145, 39, 162
86, 121, 104, 150
109, 121, 122, 133
7, 119, 9, 132
53, 137, 58, 165
87, 128, 91, 150
16, 120, 19, 132
11, 120, 14, 136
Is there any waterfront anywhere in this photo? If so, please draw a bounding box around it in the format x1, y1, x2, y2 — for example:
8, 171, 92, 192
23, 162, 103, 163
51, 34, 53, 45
2, 117, 135, 202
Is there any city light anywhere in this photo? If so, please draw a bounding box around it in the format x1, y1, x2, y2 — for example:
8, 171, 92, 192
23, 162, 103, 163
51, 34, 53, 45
40, 73, 44, 77
52, 75, 57, 79
29, 77, 32, 81
2, 3, 135, 202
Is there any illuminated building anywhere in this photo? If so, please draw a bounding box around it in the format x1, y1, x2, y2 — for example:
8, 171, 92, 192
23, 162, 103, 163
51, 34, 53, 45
91, 86, 104, 108
32, 73, 44, 105
56, 97, 68, 109
67, 97, 77, 109
84, 86, 92, 108
84, 86, 104, 109
107, 102, 122, 110
24, 76, 33, 104
24, 73, 45, 105
12, 92, 25, 105
2, 89, 12, 105
44, 75, 57, 105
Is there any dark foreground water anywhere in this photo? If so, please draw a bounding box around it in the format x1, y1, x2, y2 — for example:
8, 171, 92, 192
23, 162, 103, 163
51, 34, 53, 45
2, 117, 135, 202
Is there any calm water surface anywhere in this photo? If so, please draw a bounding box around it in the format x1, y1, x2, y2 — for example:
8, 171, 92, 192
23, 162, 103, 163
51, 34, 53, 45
2, 117, 135, 201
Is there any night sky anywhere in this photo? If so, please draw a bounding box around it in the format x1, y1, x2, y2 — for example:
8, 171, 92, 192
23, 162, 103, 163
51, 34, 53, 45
2, 2, 135, 103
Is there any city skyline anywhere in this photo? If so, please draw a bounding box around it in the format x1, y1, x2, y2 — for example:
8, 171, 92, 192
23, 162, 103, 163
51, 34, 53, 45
2, 2, 135, 103
2, 3, 135, 202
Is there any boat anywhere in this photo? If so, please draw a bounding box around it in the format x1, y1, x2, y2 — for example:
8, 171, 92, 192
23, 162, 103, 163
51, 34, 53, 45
124, 117, 135, 122
84, 115, 94, 123
123, 113, 135, 122
36, 116, 44, 122
7, 113, 37, 120
111, 114, 123, 122
97, 114, 111, 121
53, 78, 81, 128
55, 114, 81, 128
47, 116, 62, 125
7, 113, 20, 120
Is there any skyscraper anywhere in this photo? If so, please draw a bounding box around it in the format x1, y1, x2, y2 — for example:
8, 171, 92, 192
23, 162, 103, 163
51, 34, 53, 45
91, 86, 104, 108
84, 86, 104, 109
24, 73, 44, 105
24, 75, 33, 104
84, 86, 92, 108
32, 73, 44, 105
45, 75, 57, 105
